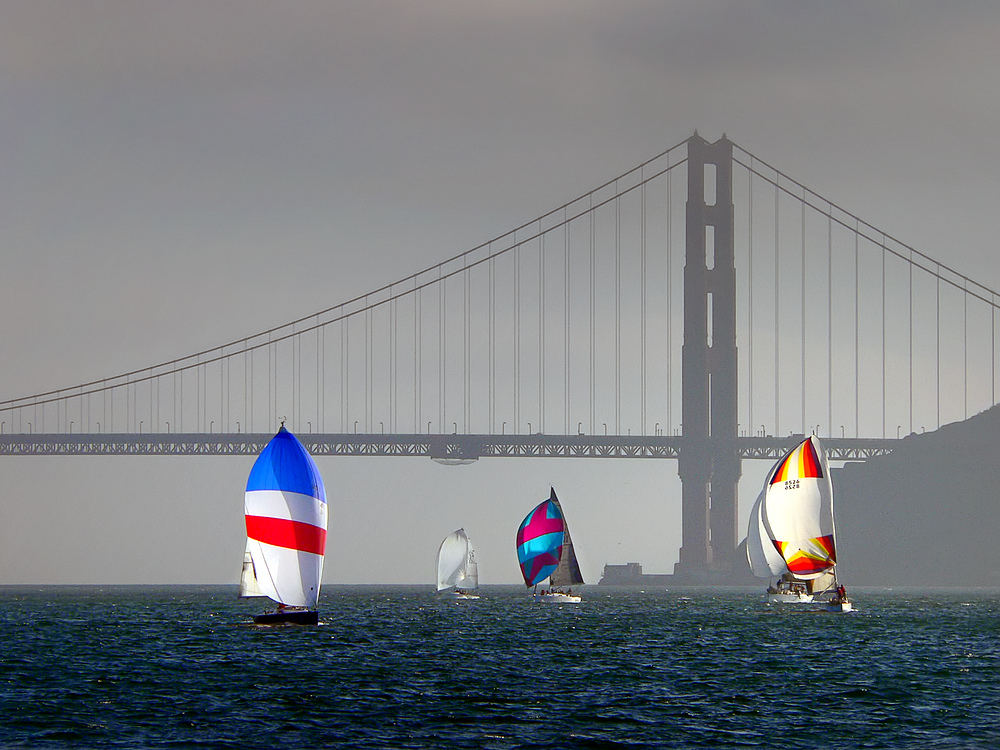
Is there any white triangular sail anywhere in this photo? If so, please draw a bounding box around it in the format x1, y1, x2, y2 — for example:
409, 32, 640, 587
238, 547, 267, 598
436, 528, 479, 592
243, 426, 328, 608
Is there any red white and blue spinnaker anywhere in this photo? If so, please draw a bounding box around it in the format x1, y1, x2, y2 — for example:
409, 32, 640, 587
243, 426, 328, 608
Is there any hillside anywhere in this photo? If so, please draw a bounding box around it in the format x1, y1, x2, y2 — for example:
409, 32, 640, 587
832, 406, 1000, 586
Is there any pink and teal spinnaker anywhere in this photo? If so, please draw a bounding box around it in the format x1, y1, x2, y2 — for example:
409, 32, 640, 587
515, 489, 565, 586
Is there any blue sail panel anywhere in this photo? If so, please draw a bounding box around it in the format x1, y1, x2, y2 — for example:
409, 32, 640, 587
246, 426, 326, 503
515, 498, 565, 586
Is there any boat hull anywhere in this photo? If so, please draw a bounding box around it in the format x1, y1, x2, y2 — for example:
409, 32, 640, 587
768, 592, 814, 604
534, 592, 582, 603
253, 609, 319, 625
825, 599, 854, 613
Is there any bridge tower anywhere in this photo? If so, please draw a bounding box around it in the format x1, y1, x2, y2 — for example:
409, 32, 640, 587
674, 134, 741, 580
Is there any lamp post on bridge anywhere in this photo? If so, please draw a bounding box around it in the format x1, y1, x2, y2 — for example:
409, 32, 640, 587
97, 421, 101, 434
1, 421, 4, 434
164, 420, 169, 433
27, 422, 31, 434
501, 421, 506, 435
236, 420, 240, 434
69, 420, 74, 434
138, 420, 142, 434
897, 425, 902, 439
577, 421, 582, 435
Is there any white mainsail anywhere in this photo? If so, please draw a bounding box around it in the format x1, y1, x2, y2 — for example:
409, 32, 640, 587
436, 528, 479, 592
238, 547, 267, 598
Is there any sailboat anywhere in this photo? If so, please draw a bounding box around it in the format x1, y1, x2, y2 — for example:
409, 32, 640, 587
436, 528, 480, 599
239, 424, 328, 625
515, 487, 584, 603
746, 435, 852, 611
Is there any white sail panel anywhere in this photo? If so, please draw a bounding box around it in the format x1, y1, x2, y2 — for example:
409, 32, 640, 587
246, 538, 325, 607
747, 490, 787, 577
437, 529, 469, 591
239, 547, 267, 598
762, 436, 836, 580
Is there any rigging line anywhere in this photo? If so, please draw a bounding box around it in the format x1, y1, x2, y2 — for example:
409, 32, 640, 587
733, 146, 997, 301
2, 158, 690, 411
735, 158, 998, 309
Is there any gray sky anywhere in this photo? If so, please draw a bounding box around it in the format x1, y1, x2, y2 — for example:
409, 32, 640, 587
2, 1, 999, 584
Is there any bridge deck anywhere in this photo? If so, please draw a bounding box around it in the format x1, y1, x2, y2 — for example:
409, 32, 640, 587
0, 433, 898, 460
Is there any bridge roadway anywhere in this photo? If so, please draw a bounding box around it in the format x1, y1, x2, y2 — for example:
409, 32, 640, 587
0, 432, 898, 461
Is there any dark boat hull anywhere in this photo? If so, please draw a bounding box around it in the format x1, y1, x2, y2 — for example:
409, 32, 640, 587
253, 609, 319, 626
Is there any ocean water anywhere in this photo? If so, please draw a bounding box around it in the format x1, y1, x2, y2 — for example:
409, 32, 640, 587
1, 586, 998, 749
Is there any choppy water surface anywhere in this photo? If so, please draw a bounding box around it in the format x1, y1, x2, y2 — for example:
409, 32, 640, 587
1, 586, 998, 748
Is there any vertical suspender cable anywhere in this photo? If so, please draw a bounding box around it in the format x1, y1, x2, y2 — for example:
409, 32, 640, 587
801, 192, 806, 433
518, 236, 524, 432
774, 178, 779, 436
964, 279, 968, 418
827, 206, 832, 439
440, 270, 445, 433
641, 174, 647, 435
666, 160, 672, 434
748, 161, 753, 434
564, 209, 570, 433
881, 237, 886, 439
615, 187, 621, 435
590, 196, 595, 433
909, 251, 913, 433
489, 253, 495, 432
936, 267, 940, 428
855, 221, 859, 438
465, 265, 470, 432
539, 229, 545, 433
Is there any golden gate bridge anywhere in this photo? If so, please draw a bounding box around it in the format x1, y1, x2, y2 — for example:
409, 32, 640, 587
2, 133, 997, 578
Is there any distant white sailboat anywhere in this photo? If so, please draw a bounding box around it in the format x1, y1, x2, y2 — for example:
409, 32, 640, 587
436, 528, 480, 599
747, 435, 852, 611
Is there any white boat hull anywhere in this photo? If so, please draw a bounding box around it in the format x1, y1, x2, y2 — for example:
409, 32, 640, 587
534, 592, 581, 603
825, 599, 854, 613
768, 591, 814, 604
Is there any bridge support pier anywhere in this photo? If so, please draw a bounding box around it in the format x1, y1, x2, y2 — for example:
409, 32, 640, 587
674, 134, 742, 581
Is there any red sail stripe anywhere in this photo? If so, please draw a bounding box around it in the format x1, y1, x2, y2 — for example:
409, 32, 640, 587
246, 515, 326, 556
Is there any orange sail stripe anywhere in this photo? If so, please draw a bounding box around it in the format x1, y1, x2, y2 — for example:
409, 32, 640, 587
769, 439, 823, 484
773, 535, 836, 575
